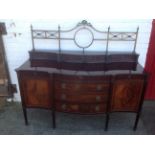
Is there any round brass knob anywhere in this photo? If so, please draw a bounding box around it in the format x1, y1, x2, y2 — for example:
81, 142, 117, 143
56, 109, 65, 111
95, 105, 100, 111
61, 94, 66, 100
96, 85, 102, 91
71, 104, 79, 110
62, 104, 67, 110
75, 84, 80, 89
61, 83, 66, 89
96, 96, 101, 102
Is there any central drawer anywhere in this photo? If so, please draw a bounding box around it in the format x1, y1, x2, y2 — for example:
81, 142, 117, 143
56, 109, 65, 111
54, 74, 111, 93
55, 81, 109, 92
56, 102, 106, 114
55, 91, 109, 103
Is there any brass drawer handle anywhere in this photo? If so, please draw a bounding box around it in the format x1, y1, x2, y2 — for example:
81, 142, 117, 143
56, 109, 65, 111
95, 105, 100, 111
75, 84, 80, 89
61, 94, 66, 100
70, 104, 79, 110
61, 83, 66, 89
62, 104, 67, 110
96, 96, 101, 102
96, 85, 102, 91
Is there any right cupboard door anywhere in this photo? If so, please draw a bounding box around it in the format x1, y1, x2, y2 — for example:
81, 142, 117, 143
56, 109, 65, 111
110, 75, 145, 112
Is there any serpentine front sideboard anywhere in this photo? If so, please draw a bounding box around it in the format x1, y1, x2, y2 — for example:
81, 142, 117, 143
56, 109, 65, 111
16, 20, 147, 131
16, 60, 147, 131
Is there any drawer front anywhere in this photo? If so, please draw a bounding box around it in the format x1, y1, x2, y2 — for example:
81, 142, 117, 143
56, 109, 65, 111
54, 74, 111, 82
56, 102, 106, 114
111, 78, 144, 112
55, 81, 109, 92
55, 91, 109, 103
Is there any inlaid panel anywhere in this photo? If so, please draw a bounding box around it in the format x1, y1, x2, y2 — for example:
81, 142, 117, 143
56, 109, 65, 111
111, 76, 144, 112
20, 71, 52, 108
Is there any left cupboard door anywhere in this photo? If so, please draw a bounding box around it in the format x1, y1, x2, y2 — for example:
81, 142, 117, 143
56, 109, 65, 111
18, 71, 52, 109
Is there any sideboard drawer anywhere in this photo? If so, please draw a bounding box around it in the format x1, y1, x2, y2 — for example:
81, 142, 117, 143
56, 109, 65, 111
55, 81, 109, 93
54, 74, 111, 82
56, 102, 106, 114
55, 91, 108, 103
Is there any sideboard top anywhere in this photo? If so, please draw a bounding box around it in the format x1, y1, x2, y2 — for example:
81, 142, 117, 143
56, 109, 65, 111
16, 60, 145, 76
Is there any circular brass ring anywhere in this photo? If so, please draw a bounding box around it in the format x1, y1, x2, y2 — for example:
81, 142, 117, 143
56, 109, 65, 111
74, 27, 94, 49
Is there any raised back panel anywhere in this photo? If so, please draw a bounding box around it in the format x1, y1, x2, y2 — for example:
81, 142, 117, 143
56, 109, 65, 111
29, 20, 139, 71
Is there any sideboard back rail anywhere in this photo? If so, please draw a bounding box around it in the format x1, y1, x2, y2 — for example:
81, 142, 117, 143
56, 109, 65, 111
30, 20, 139, 54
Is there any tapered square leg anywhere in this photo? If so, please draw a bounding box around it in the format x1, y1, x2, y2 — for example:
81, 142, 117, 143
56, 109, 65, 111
52, 109, 56, 129
22, 107, 28, 125
105, 114, 110, 131
133, 113, 140, 131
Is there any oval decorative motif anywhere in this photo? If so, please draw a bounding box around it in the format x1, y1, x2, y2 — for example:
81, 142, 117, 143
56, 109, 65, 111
74, 28, 94, 48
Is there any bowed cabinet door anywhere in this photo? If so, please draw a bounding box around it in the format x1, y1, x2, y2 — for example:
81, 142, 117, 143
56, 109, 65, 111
110, 75, 145, 112
18, 71, 52, 109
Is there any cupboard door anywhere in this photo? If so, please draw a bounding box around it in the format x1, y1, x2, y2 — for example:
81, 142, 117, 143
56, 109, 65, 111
19, 71, 52, 109
111, 75, 144, 112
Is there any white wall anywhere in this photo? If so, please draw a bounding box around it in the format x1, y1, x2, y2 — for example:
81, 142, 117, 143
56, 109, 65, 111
0, 19, 152, 102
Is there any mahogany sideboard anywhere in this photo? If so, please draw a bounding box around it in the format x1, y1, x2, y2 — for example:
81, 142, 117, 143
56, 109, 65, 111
16, 60, 147, 131
15, 20, 148, 131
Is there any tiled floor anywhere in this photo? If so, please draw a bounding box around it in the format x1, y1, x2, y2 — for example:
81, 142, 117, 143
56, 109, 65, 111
0, 100, 154, 135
